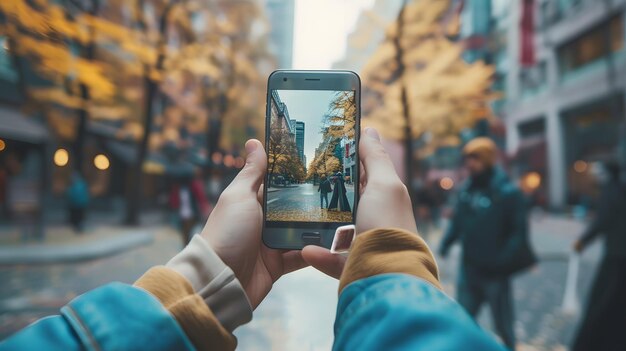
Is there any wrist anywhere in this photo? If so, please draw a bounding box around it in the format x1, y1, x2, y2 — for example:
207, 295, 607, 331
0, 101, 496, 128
166, 235, 252, 331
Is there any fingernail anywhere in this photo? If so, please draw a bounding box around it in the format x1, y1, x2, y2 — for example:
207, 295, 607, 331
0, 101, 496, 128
365, 128, 380, 141
245, 139, 259, 154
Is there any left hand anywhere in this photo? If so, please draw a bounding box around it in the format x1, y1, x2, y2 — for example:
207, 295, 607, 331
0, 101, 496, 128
200, 139, 308, 308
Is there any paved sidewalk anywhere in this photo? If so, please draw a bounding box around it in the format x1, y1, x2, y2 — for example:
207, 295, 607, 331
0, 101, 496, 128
0, 228, 153, 264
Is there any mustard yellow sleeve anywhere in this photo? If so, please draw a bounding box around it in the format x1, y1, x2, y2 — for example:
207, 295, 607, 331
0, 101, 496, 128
135, 266, 236, 351
339, 228, 442, 293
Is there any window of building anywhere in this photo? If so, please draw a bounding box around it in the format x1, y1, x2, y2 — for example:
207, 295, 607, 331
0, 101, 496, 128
0, 36, 18, 83
520, 60, 547, 96
558, 15, 624, 75
563, 95, 623, 206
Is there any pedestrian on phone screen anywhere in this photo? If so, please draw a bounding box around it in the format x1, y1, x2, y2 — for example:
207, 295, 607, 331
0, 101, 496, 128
317, 176, 332, 209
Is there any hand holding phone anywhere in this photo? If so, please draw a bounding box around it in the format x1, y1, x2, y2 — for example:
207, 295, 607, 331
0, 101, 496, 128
201, 139, 307, 308
263, 70, 361, 250
302, 127, 417, 279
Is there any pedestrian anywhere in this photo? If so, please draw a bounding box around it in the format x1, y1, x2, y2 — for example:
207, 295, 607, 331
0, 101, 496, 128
66, 171, 89, 233
571, 160, 626, 351
169, 176, 208, 246
1, 130, 507, 351
317, 176, 332, 209
439, 137, 536, 351
328, 171, 351, 212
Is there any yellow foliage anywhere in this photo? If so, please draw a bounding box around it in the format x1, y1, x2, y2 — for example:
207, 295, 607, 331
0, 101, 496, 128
361, 0, 495, 146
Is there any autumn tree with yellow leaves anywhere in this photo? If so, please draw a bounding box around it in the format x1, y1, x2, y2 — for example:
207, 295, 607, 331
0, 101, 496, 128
361, 0, 495, 192
307, 91, 357, 181
0, 0, 274, 224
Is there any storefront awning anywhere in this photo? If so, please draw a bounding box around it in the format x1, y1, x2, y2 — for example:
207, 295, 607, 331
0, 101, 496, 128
106, 140, 138, 164
0, 106, 50, 144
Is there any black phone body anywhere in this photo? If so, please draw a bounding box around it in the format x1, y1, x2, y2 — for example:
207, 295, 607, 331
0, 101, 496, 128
262, 70, 361, 250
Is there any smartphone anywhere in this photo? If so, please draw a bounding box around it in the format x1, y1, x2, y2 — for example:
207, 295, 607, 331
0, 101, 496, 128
262, 70, 361, 249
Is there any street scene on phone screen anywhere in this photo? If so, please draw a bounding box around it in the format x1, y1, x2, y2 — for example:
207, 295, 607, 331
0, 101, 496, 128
266, 90, 356, 223
2, 0, 626, 350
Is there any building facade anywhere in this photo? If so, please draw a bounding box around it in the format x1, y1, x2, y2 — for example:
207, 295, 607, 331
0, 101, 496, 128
270, 90, 296, 137
342, 139, 356, 184
332, 0, 405, 72
294, 120, 305, 168
263, 0, 295, 69
463, 0, 626, 210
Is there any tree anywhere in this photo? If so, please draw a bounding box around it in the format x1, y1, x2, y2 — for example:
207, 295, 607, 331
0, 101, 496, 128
267, 118, 301, 187
1, 0, 275, 224
307, 91, 356, 180
325, 91, 357, 140
361, 0, 495, 190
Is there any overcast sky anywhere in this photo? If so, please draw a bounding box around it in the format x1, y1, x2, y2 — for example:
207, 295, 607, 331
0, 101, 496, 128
277, 89, 337, 167
293, 0, 376, 69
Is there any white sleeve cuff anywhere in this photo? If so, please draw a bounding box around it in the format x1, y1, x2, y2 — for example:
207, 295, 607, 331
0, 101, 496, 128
166, 235, 253, 332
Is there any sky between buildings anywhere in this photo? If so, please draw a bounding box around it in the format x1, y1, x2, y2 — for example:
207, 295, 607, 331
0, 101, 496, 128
277, 89, 342, 168
293, 0, 376, 69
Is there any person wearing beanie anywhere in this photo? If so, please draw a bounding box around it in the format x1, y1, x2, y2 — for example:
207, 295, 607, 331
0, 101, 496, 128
439, 137, 536, 351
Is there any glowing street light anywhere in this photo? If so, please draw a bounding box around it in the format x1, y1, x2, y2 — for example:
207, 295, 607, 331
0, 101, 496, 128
235, 156, 245, 168
223, 154, 235, 168
439, 177, 454, 190
94, 154, 110, 170
523, 172, 541, 190
211, 152, 223, 165
0, 139, 5, 152
54, 149, 69, 167
573, 160, 588, 173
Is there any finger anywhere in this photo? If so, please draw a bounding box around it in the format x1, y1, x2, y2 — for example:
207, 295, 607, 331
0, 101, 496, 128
282, 250, 309, 275
359, 128, 399, 182
359, 161, 366, 195
302, 245, 346, 279
257, 183, 264, 204
226, 139, 267, 194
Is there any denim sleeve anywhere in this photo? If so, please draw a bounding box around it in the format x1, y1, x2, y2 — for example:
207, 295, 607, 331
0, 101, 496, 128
334, 274, 507, 351
0, 283, 195, 351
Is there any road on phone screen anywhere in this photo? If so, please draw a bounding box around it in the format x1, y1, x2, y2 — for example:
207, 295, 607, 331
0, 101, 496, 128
266, 183, 354, 222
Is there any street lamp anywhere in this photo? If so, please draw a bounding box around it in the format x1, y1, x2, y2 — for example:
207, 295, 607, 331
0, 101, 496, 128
94, 154, 110, 170
0, 139, 5, 152
573, 160, 588, 173
439, 177, 454, 190
54, 148, 69, 167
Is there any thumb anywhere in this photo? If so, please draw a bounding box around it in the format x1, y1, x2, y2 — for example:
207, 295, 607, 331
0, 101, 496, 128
360, 128, 399, 182
229, 139, 267, 194
302, 245, 346, 279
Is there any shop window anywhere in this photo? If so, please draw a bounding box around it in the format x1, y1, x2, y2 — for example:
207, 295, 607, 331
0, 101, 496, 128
563, 96, 623, 206
520, 61, 547, 96
0, 36, 18, 83
558, 15, 624, 76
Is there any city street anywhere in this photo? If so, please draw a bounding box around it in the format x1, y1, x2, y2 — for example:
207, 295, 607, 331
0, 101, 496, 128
0, 214, 602, 350
266, 183, 354, 222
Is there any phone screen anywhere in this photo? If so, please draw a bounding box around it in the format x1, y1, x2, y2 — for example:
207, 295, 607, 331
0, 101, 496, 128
266, 89, 357, 224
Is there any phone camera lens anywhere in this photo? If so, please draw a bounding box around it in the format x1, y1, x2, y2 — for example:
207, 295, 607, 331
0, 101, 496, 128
283, 77, 288, 82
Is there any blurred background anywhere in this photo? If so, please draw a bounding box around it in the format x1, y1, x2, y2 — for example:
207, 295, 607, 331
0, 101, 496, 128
0, 0, 624, 350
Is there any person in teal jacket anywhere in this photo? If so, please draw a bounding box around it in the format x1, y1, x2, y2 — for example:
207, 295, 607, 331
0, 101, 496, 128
0, 129, 506, 351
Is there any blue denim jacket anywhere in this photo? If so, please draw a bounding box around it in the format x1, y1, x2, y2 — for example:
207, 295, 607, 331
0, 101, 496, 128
0, 282, 195, 351
334, 274, 506, 351
1, 275, 505, 350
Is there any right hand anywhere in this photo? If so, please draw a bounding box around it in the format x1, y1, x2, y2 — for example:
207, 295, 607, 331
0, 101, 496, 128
302, 127, 416, 278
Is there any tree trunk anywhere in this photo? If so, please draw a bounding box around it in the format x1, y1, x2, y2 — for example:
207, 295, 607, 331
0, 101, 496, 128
394, 0, 415, 207
125, 76, 157, 225
73, 0, 99, 175
125, 1, 175, 225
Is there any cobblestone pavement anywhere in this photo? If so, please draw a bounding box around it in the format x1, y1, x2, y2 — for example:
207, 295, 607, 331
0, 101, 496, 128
0, 225, 183, 339
266, 184, 354, 222
0, 215, 603, 351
